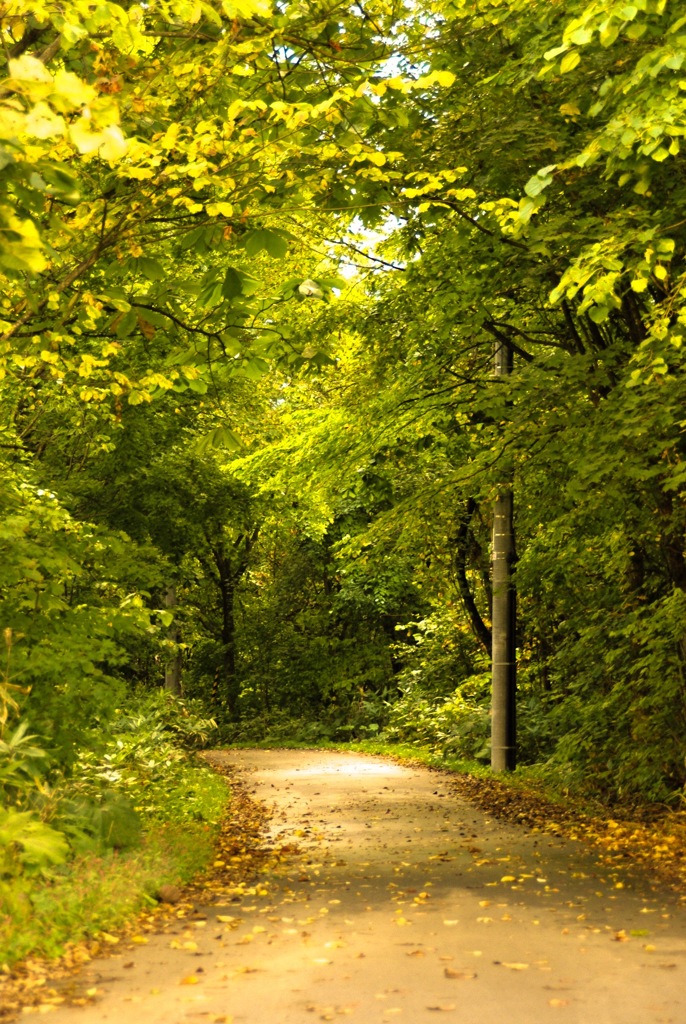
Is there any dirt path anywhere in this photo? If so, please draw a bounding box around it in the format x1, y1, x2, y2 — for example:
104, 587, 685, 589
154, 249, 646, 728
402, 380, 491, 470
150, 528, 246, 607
41, 749, 686, 1024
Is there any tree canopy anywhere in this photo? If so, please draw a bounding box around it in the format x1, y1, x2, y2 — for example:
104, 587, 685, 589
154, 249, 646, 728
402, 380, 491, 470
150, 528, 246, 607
1, 0, 686, 807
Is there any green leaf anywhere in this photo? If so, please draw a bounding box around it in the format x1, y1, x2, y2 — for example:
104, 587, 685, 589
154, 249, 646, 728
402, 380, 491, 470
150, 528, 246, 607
237, 356, 269, 379
115, 309, 138, 338
0, 808, 69, 871
560, 51, 581, 74
193, 423, 243, 453
524, 166, 555, 198
244, 229, 289, 259
138, 257, 165, 282
222, 267, 243, 299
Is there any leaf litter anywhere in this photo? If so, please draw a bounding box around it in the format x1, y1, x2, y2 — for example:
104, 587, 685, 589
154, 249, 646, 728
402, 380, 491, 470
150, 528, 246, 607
0, 758, 284, 1020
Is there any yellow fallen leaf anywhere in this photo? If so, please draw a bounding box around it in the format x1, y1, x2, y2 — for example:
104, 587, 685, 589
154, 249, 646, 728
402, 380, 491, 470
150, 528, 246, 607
100, 933, 119, 945
313, 958, 332, 964
444, 968, 476, 980
179, 975, 200, 985
502, 962, 529, 970
131, 935, 148, 944
500, 876, 516, 883
549, 999, 569, 1008
443, 919, 459, 926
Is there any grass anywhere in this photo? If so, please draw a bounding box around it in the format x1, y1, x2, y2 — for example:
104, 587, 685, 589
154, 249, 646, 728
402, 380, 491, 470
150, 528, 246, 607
0, 765, 229, 969
232, 733, 638, 818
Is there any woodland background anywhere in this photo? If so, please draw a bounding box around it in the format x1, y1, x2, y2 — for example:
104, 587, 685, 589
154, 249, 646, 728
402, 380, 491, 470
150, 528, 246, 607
1, 0, 686, 960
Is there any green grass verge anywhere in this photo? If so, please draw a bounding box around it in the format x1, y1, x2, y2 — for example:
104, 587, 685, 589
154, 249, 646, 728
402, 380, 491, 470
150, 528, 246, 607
325, 739, 617, 815
0, 767, 229, 969
225, 735, 492, 773
225, 735, 609, 815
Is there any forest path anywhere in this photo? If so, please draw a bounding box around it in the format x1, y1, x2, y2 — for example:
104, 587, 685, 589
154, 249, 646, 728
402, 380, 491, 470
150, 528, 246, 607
47, 749, 686, 1024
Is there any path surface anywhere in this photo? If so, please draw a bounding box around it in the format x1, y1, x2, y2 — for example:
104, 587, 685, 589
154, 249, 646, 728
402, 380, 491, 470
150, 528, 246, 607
46, 749, 685, 1024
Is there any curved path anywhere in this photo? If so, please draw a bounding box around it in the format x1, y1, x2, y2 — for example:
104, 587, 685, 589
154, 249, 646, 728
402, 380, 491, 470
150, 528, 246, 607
46, 749, 685, 1024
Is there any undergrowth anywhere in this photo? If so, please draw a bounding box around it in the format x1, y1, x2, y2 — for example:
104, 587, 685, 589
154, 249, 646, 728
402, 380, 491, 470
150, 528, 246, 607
0, 691, 228, 970
0, 808, 224, 967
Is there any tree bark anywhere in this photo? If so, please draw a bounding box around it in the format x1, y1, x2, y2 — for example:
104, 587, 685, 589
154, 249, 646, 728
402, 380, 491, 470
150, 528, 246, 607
217, 568, 239, 715
163, 586, 182, 696
455, 498, 492, 655
491, 342, 517, 771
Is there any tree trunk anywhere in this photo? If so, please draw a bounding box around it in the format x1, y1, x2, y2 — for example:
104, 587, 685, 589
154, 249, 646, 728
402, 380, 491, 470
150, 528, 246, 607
163, 585, 182, 696
219, 573, 239, 716
491, 342, 516, 771
455, 498, 492, 655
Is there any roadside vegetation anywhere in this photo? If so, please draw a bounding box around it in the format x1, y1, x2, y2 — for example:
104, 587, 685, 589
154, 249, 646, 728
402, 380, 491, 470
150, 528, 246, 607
0, 692, 226, 968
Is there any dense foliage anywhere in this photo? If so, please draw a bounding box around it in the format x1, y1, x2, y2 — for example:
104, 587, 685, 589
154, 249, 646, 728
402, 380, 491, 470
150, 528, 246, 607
1, 0, 685, 831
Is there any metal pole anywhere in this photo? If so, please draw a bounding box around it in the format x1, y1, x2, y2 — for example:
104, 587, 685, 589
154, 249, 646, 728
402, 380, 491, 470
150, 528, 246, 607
491, 342, 516, 771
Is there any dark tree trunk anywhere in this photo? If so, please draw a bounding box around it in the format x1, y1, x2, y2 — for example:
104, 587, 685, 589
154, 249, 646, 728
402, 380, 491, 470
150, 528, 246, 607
454, 498, 492, 655
218, 571, 239, 716
163, 585, 182, 696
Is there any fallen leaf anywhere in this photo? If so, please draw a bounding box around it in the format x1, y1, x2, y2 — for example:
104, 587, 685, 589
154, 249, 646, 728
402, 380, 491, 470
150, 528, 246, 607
179, 976, 200, 985
427, 1005, 456, 1012
442, 920, 459, 926
502, 962, 529, 971
549, 999, 569, 1008
444, 968, 476, 980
